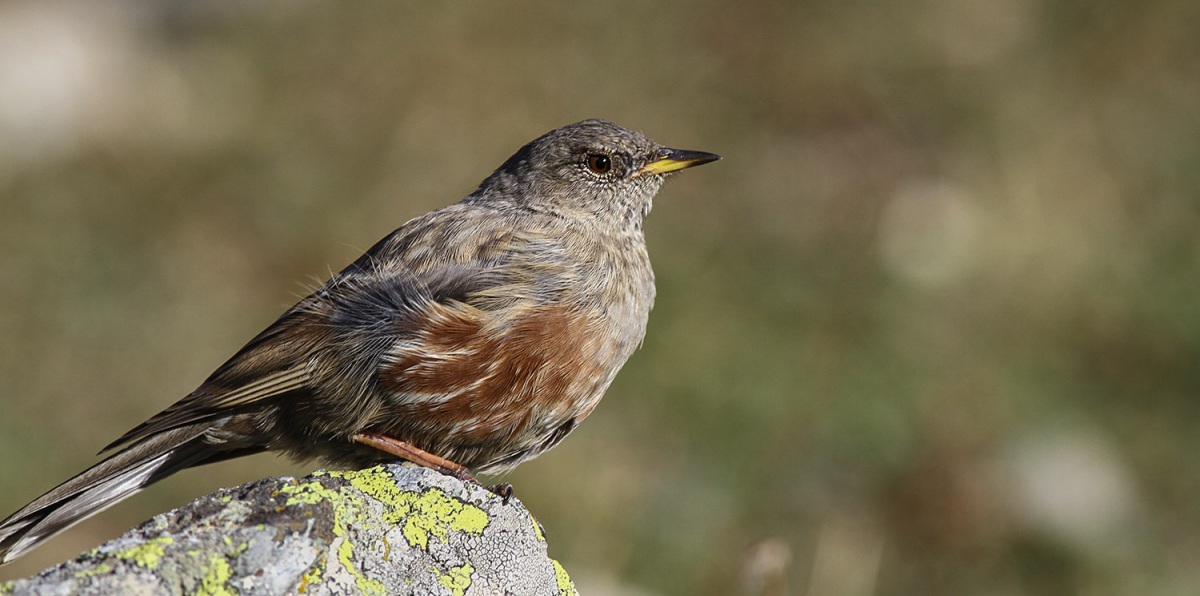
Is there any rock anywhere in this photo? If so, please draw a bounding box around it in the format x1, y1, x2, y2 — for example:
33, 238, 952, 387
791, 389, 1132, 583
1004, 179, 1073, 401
0, 464, 577, 596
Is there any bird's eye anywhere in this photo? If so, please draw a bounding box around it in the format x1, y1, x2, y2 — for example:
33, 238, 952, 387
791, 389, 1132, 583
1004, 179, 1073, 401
586, 154, 612, 175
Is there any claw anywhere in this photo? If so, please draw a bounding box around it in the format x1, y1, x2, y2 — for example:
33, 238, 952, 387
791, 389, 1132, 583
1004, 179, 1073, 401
487, 482, 514, 504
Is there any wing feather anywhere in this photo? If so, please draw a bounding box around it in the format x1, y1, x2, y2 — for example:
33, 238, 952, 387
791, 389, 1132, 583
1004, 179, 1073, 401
102, 207, 551, 455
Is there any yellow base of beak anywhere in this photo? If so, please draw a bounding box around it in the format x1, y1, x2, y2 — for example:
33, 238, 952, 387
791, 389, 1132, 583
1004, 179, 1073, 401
638, 149, 722, 176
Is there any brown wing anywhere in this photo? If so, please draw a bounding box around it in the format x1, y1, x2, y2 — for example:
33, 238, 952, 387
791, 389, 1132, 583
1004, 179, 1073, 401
99, 305, 330, 453
102, 206, 570, 455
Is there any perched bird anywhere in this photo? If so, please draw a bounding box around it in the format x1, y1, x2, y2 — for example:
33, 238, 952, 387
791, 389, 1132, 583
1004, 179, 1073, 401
0, 119, 719, 564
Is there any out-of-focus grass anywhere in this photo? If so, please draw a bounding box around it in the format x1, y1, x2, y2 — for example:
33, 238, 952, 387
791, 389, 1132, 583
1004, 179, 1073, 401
2, 1, 1198, 593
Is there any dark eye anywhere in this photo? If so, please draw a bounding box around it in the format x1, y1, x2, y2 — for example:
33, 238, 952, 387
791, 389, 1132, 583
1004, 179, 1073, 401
586, 154, 612, 175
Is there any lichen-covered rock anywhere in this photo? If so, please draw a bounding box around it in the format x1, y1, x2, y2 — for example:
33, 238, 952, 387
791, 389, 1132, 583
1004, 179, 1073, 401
0, 464, 577, 596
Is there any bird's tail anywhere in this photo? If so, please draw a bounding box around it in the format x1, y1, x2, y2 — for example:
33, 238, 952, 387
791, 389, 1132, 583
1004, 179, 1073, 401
0, 423, 256, 565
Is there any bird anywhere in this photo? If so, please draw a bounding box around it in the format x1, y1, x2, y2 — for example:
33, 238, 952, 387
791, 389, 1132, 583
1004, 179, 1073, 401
0, 119, 720, 565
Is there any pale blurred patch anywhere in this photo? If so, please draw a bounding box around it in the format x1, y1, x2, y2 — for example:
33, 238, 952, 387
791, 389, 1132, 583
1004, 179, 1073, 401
740, 538, 792, 596
1004, 428, 1140, 553
879, 180, 981, 288
806, 511, 883, 596
0, 4, 126, 173
0, 3, 259, 179
927, 0, 1036, 66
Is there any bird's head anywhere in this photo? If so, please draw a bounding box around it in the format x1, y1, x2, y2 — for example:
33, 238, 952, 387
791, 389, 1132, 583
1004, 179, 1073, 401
473, 119, 720, 229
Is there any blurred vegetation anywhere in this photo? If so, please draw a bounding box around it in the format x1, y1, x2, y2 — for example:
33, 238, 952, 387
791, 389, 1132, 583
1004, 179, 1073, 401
1, 1, 1198, 594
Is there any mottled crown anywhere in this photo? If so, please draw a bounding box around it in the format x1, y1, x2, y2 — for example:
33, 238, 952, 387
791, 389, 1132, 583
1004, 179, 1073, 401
469, 120, 669, 225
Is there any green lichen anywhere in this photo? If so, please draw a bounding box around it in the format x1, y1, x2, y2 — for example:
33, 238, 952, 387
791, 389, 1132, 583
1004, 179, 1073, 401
115, 535, 174, 569
552, 559, 577, 596
400, 488, 489, 550
197, 555, 234, 596
280, 474, 385, 594
1, 580, 15, 594
279, 467, 491, 592
278, 478, 340, 507
328, 466, 489, 551
338, 538, 386, 595
298, 563, 323, 593
72, 562, 113, 578
328, 467, 394, 501
437, 562, 474, 596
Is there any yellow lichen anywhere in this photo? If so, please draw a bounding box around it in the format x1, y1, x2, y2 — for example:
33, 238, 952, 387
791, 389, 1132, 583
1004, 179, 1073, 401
72, 562, 113, 579
278, 479, 340, 507
115, 535, 174, 569
279, 467, 492, 592
552, 559, 577, 596
437, 562, 474, 596
400, 488, 489, 550
280, 475, 381, 594
197, 555, 234, 596
333, 466, 489, 551
298, 563, 323, 593
337, 537, 386, 595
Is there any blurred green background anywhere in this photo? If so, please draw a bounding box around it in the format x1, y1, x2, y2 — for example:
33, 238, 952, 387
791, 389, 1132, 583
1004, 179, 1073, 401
1, 1, 1198, 594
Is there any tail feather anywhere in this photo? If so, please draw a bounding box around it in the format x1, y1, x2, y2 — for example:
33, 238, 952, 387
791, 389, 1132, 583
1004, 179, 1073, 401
0, 424, 234, 564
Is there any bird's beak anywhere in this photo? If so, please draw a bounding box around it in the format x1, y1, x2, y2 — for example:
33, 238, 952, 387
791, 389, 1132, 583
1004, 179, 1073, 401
637, 148, 722, 176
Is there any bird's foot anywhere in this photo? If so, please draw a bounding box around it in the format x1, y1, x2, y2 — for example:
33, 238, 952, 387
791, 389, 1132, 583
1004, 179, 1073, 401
486, 482, 514, 504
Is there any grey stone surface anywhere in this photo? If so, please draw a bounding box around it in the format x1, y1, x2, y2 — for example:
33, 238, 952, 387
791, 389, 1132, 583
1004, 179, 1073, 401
0, 464, 576, 596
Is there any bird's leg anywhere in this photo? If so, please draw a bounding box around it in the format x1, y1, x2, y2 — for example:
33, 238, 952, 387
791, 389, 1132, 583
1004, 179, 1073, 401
351, 432, 475, 482
351, 432, 516, 502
